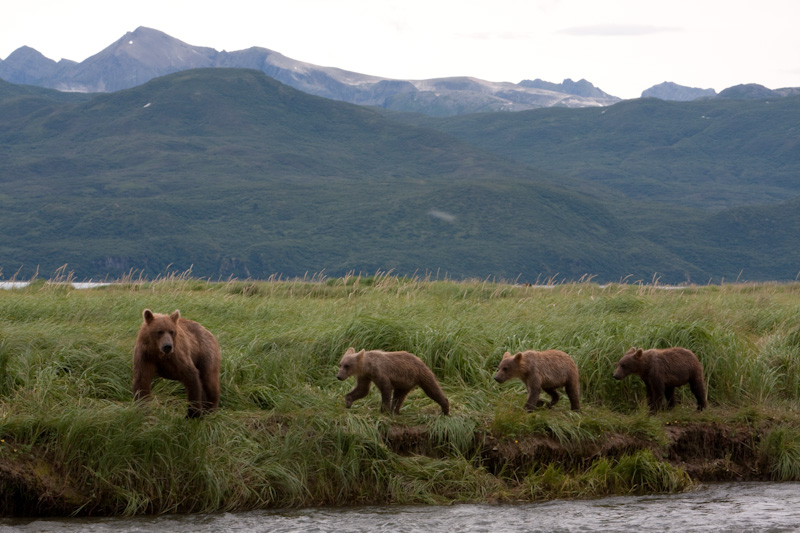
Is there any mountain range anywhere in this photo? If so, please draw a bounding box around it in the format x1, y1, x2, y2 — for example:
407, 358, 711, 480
4, 27, 799, 118
0, 27, 621, 116
1, 65, 799, 283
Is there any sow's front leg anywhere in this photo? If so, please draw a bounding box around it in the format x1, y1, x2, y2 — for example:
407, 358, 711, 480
183, 368, 206, 418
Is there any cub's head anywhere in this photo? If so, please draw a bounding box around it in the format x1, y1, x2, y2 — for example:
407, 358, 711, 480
494, 351, 523, 383
142, 309, 181, 355
613, 347, 644, 380
337, 347, 365, 381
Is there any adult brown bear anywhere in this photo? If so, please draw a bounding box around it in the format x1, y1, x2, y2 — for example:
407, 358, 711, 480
494, 350, 581, 411
613, 347, 707, 412
336, 347, 450, 415
132, 309, 221, 418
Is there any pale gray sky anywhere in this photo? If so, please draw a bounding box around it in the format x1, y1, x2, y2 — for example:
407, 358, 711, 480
2, 0, 799, 99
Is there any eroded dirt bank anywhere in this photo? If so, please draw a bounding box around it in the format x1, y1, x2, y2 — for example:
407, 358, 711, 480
0, 421, 771, 517
386, 420, 763, 481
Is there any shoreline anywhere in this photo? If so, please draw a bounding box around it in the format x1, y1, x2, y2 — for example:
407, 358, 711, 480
0, 409, 777, 517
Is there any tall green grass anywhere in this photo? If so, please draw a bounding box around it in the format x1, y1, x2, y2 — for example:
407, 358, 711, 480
521, 450, 693, 500
3, 277, 800, 515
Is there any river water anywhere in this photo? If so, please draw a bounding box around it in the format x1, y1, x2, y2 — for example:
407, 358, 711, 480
2, 482, 799, 532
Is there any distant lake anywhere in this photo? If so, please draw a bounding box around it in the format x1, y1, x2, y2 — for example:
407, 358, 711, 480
0, 281, 692, 291
0, 282, 110, 290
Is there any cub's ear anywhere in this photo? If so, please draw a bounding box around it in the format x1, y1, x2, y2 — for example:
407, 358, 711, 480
514, 352, 523, 362
143, 309, 155, 323
356, 349, 366, 359
344, 347, 356, 355
634, 348, 644, 358
502, 351, 512, 358
170, 310, 181, 321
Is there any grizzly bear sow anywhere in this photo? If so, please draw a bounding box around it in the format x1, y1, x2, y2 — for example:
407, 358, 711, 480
494, 350, 581, 411
133, 309, 221, 418
613, 347, 706, 412
336, 347, 450, 415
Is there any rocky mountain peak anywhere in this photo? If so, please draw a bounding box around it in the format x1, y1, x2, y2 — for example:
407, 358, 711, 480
0, 45, 61, 85
517, 78, 612, 99
718, 83, 778, 99
641, 81, 717, 101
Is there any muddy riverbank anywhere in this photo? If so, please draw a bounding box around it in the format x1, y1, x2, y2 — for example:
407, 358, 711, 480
0, 416, 773, 517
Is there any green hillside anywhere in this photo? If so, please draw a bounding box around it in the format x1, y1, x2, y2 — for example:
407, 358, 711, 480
391, 96, 800, 208
383, 96, 800, 282
1, 69, 799, 283
0, 69, 691, 283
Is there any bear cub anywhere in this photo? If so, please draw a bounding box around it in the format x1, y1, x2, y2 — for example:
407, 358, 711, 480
494, 350, 581, 411
336, 347, 450, 415
133, 309, 221, 418
613, 346, 706, 412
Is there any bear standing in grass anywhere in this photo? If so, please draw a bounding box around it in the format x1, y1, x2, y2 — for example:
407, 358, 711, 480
133, 309, 221, 418
494, 350, 581, 411
336, 347, 450, 415
613, 347, 706, 412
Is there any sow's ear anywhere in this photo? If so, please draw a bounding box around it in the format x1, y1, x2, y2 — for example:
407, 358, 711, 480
170, 310, 181, 322
143, 309, 155, 323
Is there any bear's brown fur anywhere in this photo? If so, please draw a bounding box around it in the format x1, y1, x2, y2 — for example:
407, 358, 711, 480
336, 347, 450, 415
494, 350, 581, 411
613, 346, 707, 412
132, 309, 221, 418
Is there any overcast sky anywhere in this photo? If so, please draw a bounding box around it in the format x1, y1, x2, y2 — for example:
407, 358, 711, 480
2, 0, 799, 99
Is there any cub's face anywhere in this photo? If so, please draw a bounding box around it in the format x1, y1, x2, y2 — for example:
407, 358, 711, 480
337, 348, 361, 380
494, 352, 521, 383
613, 347, 642, 380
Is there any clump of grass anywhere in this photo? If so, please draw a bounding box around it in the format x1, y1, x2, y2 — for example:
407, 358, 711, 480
522, 450, 693, 500
759, 427, 800, 481
385, 453, 500, 504
426, 414, 479, 456
0, 340, 16, 396
488, 404, 593, 451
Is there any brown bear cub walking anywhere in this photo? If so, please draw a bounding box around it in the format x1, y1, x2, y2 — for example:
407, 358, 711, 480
133, 309, 221, 418
494, 350, 581, 411
336, 347, 450, 415
613, 347, 707, 412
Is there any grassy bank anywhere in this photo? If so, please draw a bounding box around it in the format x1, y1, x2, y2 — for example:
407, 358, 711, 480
2, 274, 800, 516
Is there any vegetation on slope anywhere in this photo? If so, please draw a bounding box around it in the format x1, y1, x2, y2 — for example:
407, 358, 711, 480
0, 70, 699, 283
3, 276, 800, 516
2, 71, 800, 283
395, 96, 800, 208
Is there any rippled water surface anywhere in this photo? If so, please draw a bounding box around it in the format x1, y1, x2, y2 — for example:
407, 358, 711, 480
3, 482, 800, 532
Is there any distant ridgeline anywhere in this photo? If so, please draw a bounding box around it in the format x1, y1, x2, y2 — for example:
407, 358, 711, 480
0, 26, 622, 116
